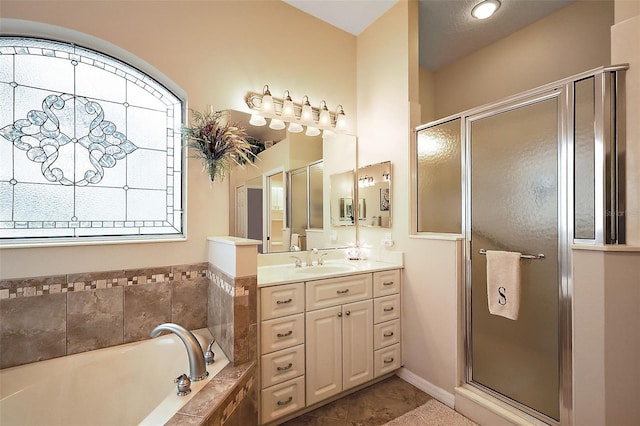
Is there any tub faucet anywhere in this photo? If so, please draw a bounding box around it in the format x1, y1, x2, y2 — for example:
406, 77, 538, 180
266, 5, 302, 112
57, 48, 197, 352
149, 323, 209, 381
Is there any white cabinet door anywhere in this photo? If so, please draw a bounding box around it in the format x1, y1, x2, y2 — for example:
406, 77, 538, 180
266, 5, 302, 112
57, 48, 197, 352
342, 299, 373, 391
306, 305, 342, 406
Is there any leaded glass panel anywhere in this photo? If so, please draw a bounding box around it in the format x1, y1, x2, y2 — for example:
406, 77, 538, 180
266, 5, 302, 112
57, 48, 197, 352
0, 37, 184, 242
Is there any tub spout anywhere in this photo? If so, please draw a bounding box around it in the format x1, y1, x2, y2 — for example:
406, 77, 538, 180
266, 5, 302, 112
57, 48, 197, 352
149, 323, 208, 381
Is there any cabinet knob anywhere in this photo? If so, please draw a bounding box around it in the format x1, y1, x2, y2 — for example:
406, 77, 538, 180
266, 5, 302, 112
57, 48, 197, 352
345, 310, 351, 316
337, 312, 343, 318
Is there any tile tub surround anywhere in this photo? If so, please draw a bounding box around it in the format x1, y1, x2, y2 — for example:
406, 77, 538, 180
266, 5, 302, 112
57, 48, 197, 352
0, 263, 209, 369
208, 265, 257, 366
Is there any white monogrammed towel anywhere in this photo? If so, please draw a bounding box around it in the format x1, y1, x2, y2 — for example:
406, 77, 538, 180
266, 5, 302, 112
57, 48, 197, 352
486, 250, 522, 320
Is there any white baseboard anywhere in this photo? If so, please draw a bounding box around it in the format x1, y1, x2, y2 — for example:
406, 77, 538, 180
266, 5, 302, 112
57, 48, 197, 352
396, 368, 455, 408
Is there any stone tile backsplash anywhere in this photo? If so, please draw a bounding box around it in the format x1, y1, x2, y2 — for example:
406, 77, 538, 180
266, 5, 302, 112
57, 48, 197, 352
0, 263, 208, 369
0, 293, 67, 368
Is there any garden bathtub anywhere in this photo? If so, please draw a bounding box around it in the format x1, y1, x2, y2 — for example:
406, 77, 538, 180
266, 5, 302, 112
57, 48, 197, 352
0, 328, 228, 426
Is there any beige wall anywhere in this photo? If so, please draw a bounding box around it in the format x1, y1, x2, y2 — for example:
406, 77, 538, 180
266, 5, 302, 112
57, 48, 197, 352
573, 248, 640, 426
0, 1, 357, 279
357, 0, 462, 401
612, 1, 640, 245
418, 66, 436, 124
429, 0, 613, 119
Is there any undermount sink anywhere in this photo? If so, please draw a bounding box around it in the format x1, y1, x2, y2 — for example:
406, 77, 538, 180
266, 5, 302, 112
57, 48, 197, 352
295, 264, 358, 275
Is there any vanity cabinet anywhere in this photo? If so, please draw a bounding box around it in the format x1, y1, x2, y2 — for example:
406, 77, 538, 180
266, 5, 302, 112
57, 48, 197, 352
258, 268, 401, 425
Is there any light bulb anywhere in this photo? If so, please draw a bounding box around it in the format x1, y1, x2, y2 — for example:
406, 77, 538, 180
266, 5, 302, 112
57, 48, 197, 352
322, 129, 336, 139
269, 118, 285, 130
249, 113, 266, 126
282, 90, 295, 120
288, 122, 303, 133
471, 0, 500, 19
301, 96, 313, 123
305, 126, 320, 137
260, 85, 273, 113
335, 105, 347, 130
318, 101, 331, 127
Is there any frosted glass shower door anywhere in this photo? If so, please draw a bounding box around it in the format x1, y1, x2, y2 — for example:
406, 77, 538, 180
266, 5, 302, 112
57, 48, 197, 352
469, 97, 560, 421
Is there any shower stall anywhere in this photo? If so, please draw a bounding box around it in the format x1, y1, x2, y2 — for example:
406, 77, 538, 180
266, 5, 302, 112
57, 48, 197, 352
416, 65, 627, 425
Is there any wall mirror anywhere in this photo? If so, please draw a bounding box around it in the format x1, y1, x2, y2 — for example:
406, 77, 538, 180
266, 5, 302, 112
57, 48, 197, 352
356, 161, 392, 228
228, 110, 357, 253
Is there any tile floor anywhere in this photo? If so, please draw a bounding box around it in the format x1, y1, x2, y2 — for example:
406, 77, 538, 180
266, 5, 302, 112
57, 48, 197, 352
280, 375, 434, 425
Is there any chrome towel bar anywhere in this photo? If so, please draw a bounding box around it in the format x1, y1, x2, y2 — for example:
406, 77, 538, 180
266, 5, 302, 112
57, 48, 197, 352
479, 248, 545, 260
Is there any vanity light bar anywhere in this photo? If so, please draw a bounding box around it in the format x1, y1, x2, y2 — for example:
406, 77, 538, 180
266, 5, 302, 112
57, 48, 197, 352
244, 87, 346, 132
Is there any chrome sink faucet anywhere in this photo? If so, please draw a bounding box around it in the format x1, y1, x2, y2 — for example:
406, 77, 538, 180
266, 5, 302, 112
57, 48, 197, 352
318, 252, 328, 265
290, 255, 302, 268
150, 323, 209, 383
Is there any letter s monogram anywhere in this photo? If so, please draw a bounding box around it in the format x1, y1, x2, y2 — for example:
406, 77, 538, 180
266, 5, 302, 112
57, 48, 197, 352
498, 287, 507, 305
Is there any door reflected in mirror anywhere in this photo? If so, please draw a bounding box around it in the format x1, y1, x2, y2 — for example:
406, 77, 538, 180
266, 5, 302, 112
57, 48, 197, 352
331, 170, 356, 226
267, 171, 285, 253
339, 198, 353, 221
357, 161, 392, 228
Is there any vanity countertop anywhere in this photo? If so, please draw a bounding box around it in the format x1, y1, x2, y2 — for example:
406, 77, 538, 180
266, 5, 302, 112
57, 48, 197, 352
258, 259, 403, 287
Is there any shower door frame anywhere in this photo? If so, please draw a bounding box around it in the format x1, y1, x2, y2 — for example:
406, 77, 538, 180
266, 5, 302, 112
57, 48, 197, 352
461, 65, 626, 426
464, 88, 570, 426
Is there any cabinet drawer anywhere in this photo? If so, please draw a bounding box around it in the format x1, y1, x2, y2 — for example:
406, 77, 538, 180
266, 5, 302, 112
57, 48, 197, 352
373, 294, 400, 324
261, 375, 305, 424
373, 269, 401, 297
261, 344, 305, 389
374, 319, 400, 350
306, 273, 372, 311
261, 282, 305, 320
261, 313, 304, 354
374, 343, 401, 377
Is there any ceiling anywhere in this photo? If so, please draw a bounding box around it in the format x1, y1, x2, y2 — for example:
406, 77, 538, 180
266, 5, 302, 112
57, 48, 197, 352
283, 0, 575, 71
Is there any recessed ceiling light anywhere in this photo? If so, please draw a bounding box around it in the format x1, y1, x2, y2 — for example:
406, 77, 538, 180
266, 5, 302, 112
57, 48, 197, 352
471, 0, 501, 20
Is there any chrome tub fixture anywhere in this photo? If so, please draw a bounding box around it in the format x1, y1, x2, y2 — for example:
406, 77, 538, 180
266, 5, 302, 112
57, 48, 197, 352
149, 323, 208, 382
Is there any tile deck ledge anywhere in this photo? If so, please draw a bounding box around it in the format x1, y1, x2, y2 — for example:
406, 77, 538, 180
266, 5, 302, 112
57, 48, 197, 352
167, 361, 256, 425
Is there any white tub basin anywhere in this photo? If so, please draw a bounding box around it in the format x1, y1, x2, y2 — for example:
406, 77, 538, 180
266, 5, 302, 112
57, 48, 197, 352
0, 328, 228, 426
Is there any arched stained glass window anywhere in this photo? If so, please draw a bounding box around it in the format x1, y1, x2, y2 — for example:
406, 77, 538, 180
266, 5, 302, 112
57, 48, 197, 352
0, 36, 184, 243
